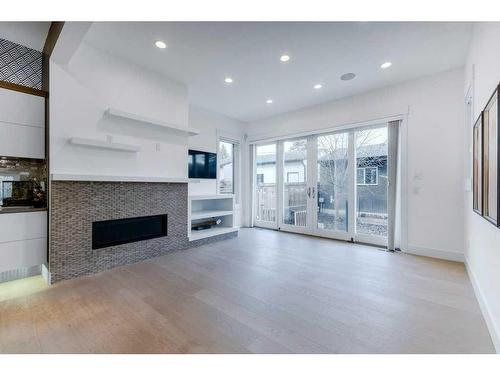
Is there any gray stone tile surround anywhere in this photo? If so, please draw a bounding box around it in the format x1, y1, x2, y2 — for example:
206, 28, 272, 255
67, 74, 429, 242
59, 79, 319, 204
50, 181, 235, 283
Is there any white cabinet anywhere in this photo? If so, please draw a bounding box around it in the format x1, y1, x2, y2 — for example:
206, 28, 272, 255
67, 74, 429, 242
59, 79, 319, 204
0, 122, 45, 159
0, 211, 47, 273
0, 88, 45, 159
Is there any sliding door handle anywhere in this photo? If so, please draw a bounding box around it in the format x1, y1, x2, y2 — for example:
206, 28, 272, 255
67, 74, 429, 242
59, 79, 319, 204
307, 187, 311, 198
312, 187, 316, 199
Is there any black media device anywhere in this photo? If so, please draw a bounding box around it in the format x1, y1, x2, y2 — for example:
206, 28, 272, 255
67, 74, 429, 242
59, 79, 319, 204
188, 149, 217, 179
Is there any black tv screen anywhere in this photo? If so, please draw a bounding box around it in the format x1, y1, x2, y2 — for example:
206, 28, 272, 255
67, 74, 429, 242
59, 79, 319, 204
188, 149, 217, 179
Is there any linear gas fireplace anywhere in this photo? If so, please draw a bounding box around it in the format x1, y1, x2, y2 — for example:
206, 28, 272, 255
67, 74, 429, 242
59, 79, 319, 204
50, 180, 234, 283
92, 214, 168, 249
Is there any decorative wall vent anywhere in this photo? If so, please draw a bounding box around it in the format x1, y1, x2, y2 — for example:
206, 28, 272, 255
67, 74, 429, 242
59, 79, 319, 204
0, 38, 42, 90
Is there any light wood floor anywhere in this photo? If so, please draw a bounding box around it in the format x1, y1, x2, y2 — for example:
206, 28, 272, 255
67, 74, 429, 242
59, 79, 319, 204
0, 228, 494, 353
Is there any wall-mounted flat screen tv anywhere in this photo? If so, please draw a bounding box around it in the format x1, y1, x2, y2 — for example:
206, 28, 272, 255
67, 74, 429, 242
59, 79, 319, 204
188, 149, 217, 179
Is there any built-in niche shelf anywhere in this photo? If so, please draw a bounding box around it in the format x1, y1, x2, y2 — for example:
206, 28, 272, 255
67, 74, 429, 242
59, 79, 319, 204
69, 137, 141, 152
188, 195, 239, 242
191, 209, 234, 221
105, 108, 200, 137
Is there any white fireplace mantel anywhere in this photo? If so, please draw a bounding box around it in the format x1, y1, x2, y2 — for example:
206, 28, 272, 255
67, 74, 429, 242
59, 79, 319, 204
51, 173, 195, 183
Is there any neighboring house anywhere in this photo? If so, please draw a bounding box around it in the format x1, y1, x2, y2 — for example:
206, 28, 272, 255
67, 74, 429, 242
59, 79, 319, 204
318, 144, 388, 215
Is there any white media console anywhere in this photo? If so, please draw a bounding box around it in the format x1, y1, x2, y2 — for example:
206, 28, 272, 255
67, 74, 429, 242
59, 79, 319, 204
188, 195, 239, 241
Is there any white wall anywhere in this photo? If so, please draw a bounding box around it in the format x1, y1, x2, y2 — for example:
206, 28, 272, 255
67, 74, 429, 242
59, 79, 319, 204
50, 33, 248, 222
50, 42, 189, 178
464, 22, 500, 352
188, 105, 247, 225
0, 22, 50, 51
247, 68, 465, 261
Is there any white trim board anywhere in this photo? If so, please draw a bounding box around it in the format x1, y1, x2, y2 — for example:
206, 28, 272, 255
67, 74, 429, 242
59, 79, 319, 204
465, 259, 500, 353
247, 113, 407, 144
404, 244, 465, 262
51, 174, 191, 183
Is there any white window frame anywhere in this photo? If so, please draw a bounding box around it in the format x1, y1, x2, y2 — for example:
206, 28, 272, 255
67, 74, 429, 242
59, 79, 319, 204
248, 114, 408, 251
356, 166, 379, 186
218, 140, 235, 195
217, 131, 241, 203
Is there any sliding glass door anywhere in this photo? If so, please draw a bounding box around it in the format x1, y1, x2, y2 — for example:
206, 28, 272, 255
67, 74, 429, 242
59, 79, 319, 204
280, 137, 313, 233
354, 126, 388, 246
253, 124, 390, 247
254, 143, 278, 228
315, 131, 351, 240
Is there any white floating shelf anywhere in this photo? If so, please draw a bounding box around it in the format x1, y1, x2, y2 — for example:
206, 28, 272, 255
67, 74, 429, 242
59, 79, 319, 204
105, 108, 200, 136
191, 210, 234, 220
51, 174, 190, 183
189, 227, 239, 241
69, 137, 141, 152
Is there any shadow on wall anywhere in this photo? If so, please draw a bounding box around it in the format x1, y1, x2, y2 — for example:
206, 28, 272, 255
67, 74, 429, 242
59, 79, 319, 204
97, 114, 188, 146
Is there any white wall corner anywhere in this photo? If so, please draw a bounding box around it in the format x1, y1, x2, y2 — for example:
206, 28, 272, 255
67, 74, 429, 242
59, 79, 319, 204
51, 22, 92, 65
41, 263, 51, 285
404, 244, 465, 262
465, 259, 500, 353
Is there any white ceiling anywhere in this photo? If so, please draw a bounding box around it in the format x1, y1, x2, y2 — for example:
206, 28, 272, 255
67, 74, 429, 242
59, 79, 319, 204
0, 22, 50, 51
84, 22, 473, 123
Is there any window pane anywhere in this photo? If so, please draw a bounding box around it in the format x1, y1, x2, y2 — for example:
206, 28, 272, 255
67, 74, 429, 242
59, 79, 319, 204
365, 167, 378, 185
355, 127, 388, 237
317, 132, 349, 232
356, 168, 364, 185
287, 172, 299, 183
255, 144, 277, 222
283, 138, 308, 226
219, 141, 234, 194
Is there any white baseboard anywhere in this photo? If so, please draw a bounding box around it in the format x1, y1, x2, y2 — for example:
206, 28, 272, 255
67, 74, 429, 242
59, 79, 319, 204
465, 259, 500, 353
41, 263, 51, 285
404, 244, 465, 262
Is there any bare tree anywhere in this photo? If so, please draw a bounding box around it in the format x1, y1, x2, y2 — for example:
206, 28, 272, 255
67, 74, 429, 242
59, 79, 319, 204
317, 128, 387, 223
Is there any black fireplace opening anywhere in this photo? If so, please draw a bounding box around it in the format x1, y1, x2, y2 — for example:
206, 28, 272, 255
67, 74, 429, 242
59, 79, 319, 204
92, 214, 168, 249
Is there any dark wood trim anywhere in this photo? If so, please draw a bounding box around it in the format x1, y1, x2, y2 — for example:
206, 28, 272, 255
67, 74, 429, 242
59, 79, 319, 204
42, 21, 65, 277
42, 22, 64, 92
43, 22, 65, 56
0, 80, 48, 98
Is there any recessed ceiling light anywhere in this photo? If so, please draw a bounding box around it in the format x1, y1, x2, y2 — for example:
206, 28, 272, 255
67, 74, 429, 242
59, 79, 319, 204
155, 40, 167, 49
224, 77, 233, 84
340, 73, 356, 81
280, 55, 290, 62
313, 84, 323, 89
380, 61, 392, 69
266, 99, 273, 104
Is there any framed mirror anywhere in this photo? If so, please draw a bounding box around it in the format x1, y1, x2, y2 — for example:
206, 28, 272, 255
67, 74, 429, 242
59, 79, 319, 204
482, 83, 499, 225
473, 113, 483, 215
